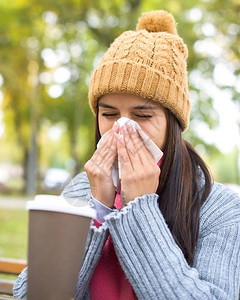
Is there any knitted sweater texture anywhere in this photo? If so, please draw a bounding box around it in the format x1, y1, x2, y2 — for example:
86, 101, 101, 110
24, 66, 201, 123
13, 172, 240, 299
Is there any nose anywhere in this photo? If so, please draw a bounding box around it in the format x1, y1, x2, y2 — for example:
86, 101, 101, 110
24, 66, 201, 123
119, 112, 131, 119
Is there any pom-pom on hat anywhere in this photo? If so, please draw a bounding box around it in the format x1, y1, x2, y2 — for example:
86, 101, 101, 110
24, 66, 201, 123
136, 10, 177, 34
88, 10, 190, 131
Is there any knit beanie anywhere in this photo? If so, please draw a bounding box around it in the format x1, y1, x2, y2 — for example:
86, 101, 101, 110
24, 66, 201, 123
88, 10, 190, 131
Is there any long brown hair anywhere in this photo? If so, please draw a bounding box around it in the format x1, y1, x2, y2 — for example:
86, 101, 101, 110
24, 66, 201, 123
95, 106, 212, 266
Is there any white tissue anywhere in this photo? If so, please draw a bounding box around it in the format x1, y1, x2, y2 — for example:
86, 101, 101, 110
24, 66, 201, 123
97, 117, 163, 190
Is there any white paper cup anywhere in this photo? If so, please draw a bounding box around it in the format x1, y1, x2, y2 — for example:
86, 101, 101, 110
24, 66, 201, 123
26, 195, 96, 300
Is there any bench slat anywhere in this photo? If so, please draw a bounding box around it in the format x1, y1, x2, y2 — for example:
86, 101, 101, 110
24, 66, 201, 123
0, 258, 27, 275
0, 258, 27, 296
0, 279, 15, 296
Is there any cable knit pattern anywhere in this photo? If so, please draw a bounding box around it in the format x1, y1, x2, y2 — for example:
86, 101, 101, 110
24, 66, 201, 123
61, 172, 90, 200
105, 191, 240, 299
88, 11, 190, 131
13, 172, 240, 299
75, 221, 109, 299
13, 267, 28, 299
199, 183, 240, 236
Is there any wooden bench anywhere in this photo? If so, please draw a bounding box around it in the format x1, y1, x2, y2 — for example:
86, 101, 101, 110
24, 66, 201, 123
0, 258, 27, 296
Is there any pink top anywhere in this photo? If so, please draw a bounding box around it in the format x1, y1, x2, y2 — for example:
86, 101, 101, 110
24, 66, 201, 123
89, 188, 137, 299
89, 158, 162, 299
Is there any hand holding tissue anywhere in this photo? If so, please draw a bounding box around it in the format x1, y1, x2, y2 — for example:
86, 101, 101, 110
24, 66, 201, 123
97, 117, 163, 190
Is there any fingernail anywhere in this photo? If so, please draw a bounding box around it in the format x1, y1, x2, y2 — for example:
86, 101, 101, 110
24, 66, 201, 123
127, 123, 136, 133
119, 134, 124, 144
113, 132, 118, 140
126, 124, 132, 131
115, 133, 124, 145
122, 125, 128, 135
112, 121, 119, 131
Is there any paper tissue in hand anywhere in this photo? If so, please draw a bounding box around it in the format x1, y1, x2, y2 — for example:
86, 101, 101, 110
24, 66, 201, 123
97, 117, 163, 191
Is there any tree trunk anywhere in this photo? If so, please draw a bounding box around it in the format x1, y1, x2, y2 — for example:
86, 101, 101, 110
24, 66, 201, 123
24, 123, 38, 196
70, 97, 82, 176
70, 129, 81, 176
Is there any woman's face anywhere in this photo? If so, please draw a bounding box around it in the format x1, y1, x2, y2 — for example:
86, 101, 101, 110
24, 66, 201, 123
98, 93, 167, 151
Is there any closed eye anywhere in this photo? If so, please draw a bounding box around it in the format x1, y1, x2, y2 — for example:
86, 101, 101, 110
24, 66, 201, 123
135, 114, 152, 118
101, 113, 152, 118
101, 113, 118, 117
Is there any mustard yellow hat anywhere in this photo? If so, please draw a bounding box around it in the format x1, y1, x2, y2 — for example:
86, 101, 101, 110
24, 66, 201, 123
88, 10, 190, 131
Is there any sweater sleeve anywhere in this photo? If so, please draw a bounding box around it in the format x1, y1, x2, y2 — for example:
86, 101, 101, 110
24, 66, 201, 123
89, 195, 113, 223
62, 172, 113, 222
13, 266, 28, 299
75, 221, 109, 299
105, 187, 240, 300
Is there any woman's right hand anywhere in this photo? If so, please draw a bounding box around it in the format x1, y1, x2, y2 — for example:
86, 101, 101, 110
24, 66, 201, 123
84, 123, 119, 208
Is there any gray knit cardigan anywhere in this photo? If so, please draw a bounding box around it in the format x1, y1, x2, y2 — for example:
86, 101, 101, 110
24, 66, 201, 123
13, 172, 240, 299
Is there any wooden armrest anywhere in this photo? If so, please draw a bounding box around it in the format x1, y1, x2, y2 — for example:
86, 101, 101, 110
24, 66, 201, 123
0, 279, 15, 296
0, 258, 27, 275
0, 258, 27, 296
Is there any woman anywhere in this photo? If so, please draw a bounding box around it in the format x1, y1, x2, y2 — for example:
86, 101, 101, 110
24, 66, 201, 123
14, 10, 240, 300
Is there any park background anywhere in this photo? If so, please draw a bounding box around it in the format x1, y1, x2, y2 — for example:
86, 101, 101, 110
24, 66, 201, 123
0, 0, 240, 265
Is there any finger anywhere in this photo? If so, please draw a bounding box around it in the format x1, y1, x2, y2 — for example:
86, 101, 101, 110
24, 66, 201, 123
97, 130, 113, 151
122, 125, 141, 166
127, 124, 156, 166
112, 121, 120, 133
90, 123, 119, 171
95, 121, 119, 157
92, 133, 114, 165
115, 133, 133, 172
102, 135, 118, 169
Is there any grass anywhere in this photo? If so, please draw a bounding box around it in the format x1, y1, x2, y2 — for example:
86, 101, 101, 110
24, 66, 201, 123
0, 209, 28, 260
0, 209, 28, 280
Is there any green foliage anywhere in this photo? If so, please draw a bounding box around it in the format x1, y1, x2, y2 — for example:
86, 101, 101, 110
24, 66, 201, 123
0, 0, 239, 190
210, 146, 240, 184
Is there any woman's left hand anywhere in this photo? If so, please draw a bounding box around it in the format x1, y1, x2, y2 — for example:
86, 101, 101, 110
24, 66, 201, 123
116, 124, 161, 206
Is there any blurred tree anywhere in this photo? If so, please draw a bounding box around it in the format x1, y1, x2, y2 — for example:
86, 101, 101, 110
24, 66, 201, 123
0, 2, 44, 194
0, 0, 239, 196
0, 0, 143, 194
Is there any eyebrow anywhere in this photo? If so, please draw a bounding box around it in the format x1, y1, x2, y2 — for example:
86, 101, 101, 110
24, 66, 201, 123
98, 103, 158, 110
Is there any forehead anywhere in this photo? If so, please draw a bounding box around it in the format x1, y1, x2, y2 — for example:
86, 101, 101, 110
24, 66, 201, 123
98, 93, 160, 109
